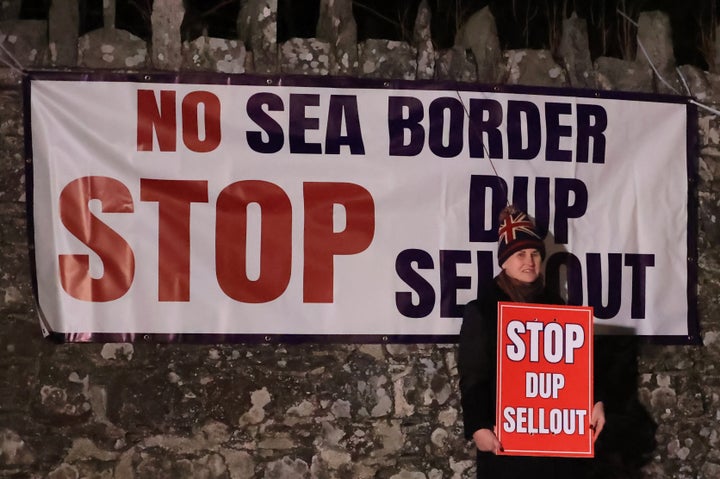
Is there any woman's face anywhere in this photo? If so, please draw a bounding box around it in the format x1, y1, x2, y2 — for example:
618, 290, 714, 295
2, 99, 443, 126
502, 248, 542, 284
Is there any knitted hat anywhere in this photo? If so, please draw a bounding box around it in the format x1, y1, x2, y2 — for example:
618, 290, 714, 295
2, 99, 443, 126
497, 205, 545, 266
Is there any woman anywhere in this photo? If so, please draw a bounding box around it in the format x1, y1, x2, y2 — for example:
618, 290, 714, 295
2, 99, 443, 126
458, 205, 605, 478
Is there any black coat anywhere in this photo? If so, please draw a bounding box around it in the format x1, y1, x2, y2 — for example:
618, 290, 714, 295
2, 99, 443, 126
458, 278, 590, 478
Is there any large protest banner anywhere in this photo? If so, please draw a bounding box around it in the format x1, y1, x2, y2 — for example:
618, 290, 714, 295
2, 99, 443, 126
25, 72, 697, 342
496, 302, 594, 457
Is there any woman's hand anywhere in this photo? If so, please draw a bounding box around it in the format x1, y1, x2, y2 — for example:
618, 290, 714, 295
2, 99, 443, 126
590, 401, 606, 441
472, 427, 503, 454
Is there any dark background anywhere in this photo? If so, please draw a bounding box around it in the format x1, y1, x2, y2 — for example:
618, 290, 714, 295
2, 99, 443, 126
18, 0, 718, 70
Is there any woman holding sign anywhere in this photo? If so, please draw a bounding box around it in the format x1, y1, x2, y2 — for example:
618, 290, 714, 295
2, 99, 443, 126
458, 205, 605, 478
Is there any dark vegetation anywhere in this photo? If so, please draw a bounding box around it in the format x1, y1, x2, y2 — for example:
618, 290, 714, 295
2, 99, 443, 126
17, 0, 720, 70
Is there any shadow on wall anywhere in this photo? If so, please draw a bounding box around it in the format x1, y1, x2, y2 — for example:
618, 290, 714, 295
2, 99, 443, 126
539, 228, 657, 478
591, 335, 658, 479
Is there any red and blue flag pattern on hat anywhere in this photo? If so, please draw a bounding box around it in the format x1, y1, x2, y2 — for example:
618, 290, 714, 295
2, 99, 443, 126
498, 211, 541, 246
496, 207, 546, 266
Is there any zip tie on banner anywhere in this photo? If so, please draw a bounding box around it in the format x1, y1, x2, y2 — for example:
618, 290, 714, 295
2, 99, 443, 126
689, 99, 720, 117
675, 66, 720, 118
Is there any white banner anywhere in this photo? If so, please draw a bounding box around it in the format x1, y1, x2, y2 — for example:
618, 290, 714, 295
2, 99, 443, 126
27, 74, 697, 341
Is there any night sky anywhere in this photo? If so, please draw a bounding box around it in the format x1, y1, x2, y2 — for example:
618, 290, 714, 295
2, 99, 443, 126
17, 0, 718, 70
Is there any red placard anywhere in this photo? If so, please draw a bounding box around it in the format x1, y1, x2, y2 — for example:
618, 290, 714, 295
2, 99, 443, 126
496, 302, 594, 457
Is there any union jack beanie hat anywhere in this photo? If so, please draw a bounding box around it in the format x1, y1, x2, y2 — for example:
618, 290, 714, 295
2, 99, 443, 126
497, 205, 545, 266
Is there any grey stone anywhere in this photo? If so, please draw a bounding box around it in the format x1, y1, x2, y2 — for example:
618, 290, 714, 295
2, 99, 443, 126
358, 39, 417, 80
65, 438, 119, 462
637, 11, 675, 71
317, 0, 357, 76
435, 46, 477, 83
151, 0, 184, 70
100, 343, 134, 361
414, 0, 434, 80
280, 38, 331, 75
594, 56, 653, 93
182, 36, 246, 73
675, 65, 720, 100
700, 462, 720, 479
222, 449, 255, 479
0, 66, 22, 84
78, 28, 148, 69
0, 20, 48, 68
713, 25, 720, 75
636, 10, 680, 94
0, 104, 24, 204
0, 428, 35, 465
0, 0, 21, 21
503, 49, 568, 87
390, 471, 426, 479
103, 0, 115, 29
238, 0, 278, 74
263, 456, 309, 479
48, 0, 79, 66
455, 6, 502, 83
557, 12, 595, 89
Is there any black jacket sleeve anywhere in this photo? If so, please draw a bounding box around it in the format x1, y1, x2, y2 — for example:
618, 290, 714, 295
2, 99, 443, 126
458, 299, 497, 440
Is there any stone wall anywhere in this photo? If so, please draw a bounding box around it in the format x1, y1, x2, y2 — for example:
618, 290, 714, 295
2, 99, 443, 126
1, 1, 720, 477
